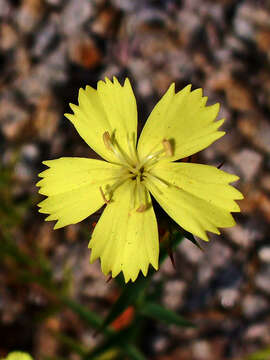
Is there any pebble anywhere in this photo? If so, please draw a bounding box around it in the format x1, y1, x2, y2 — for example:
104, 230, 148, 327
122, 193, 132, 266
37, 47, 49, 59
162, 280, 187, 310
0, 0, 12, 19
242, 294, 268, 319
0, 98, 29, 140
218, 288, 240, 308
231, 148, 263, 182
60, 0, 94, 35
244, 323, 270, 341
32, 17, 59, 58
16, 0, 44, 33
258, 246, 270, 263
255, 265, 270, 295
67, 34, 102, 69
0, 23, 18, 51
33, 94, 60, 140
179, 238, 204, 265
238, 114, 270, 153
191, 340, 213, 360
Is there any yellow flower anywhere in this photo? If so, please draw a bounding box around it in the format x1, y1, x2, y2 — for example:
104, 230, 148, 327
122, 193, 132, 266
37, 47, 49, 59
37, 77, 243, 282
5, 352, 33, 360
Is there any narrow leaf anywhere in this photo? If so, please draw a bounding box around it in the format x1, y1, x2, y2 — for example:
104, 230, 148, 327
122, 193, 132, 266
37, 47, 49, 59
98, 275, 148, 332
123, 344, 146, 360
141, 302, 195, 328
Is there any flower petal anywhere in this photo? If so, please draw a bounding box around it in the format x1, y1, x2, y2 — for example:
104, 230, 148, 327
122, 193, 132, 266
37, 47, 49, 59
145, 162, 243, 241
137, 84, 224, 162
37, 158, 121, 229
89, 180, 159, 282
65, 77, 137, 162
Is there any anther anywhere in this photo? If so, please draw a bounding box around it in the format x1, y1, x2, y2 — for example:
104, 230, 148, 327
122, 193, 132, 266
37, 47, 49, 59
162, 139, 173, 157
103, 131, 112, 151
136, 204, 147, 213
99, 186, 110, 204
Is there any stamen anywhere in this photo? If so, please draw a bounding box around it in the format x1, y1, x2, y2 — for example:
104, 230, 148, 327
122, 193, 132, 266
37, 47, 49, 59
99, 186, 110, 204
127, 132, 138, 164
144, 175, 163, 195
103, 131, 112, 151
136, 204, 147, 212
162, 139, 173, 156
138, 149, 164, 169
146, 173, 169, 188
139, 139, 173, 170
135, 177, 147, 212
102, 131, 137, 173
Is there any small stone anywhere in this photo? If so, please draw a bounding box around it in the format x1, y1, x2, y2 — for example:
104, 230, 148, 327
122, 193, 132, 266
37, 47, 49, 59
258, 246, 270, 263
15, 46, 31, 77
261, 174, 270, 192
68, 34, 102, 69
45, 0, 63, 5
0, 98, 29, 140
231, 148, 263, 182
191, 340, 213, 360
179, 238, 204, 264
0, 0, 12, 19
256, 192, 270, 222
34, 317, 60, 358
162, 280, 187, 310
21, 143, 39, 162
152, 334, 170, 354
65, 224, 80, 243
61, 0, 94, 35
81, 279, 111, 298
255, 264, 270, 295
242, 294, 268, 318
234, 17, 254, 41
17, 44, 68, 103
92, 6, 119, 37
39, 223, 57, 252
16, 0, 44, 33
224, 217, 265, 248
213, 128, 242, 156
225, 80, 254, 112
32, 17, 58, 58
33, 94, 60, 140
256, 119, 270, 153
238, 114, 270, 153
244, 323, 270, 341
0, 23, 18, 51
111, 0, 137, 12
218, 288, 240, 308
256, 28, 270, 53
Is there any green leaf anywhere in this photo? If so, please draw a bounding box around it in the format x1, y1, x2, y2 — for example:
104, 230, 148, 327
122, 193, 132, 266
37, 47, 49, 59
123, 344, 146, 360
99, 231, 184, 334
246, 347, 270, 360
140, 302, 195, 328
159, 230, 184, 264
98, 275, 149, 333
83, 328, 129, 360
60, 296, 107, 331
52, 331, 88, 356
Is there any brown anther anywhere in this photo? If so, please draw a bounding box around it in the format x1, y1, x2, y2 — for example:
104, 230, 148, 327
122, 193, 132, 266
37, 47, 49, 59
106, 274, 112, 283
162, 139, 173, 156
103, 131, 112, 151
136, 204, 147, 213
217, 160, 225, 169
99, 186, 110, 204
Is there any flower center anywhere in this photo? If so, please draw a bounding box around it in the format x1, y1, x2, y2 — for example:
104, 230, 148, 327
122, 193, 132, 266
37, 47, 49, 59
100, 131, 172, 211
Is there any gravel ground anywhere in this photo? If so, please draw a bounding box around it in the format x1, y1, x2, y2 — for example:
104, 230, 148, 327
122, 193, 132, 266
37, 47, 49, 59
0, 0, 270, 359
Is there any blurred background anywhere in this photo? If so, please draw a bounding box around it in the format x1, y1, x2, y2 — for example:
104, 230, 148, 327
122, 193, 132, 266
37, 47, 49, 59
0, 0, 270, 359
